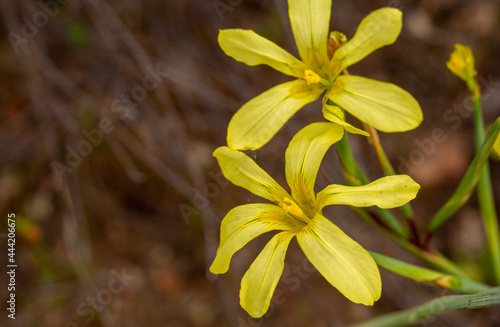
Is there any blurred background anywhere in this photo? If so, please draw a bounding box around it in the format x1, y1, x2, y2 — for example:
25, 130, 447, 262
0, 0, 499, 326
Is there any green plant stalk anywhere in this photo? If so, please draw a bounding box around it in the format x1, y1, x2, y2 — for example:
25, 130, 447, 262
353, 207, 471, 279
351, 287, 500, 327
369, 251, 489, 294
336, 133, 408, 238
338, 130, 470, 277
336, 132, 367, 186
471, 91, 500, 285
364, 123, 414, 219
428, 118, 500, 231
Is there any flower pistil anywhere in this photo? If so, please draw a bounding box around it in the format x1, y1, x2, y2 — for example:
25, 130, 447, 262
281, 197, 311, 225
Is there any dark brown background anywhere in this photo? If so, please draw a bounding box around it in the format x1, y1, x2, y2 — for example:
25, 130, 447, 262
0, 0, 499, 326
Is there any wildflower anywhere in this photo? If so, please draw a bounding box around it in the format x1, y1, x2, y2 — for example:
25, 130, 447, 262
219, 0, 423, 150
446, 44, 476, 86
210, 123, 420, 317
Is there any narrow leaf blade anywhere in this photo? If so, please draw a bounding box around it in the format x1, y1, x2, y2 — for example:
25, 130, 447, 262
429, 118, 500, 231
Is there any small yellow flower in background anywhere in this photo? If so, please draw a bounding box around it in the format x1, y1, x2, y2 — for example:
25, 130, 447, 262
210, 123, 420, 318
446, 44, 476, 86
219, 0, 423, 150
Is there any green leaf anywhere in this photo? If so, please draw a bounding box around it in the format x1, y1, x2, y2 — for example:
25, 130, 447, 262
316, 175, 420, 210
334, 132, 409, 238
227, 80, 324, 150
240, 231, 295, 318
218, 29, 307, 78
288, 0, 331, 69
351, 287, 500, 327
327, 75, 423, 132
297, 214, 381, 305
210, 204, 297, 274
492, 129, 500, 160
369, 251, 489, 294
285, 122, 344, 215
429, 118, 500, 231
213, 146, 290, 204
370, 251, 443, 281
333, 8, 402, 71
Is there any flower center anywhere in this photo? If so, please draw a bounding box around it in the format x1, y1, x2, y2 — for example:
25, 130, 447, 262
304, 69, 322, 85
282, 197, 311, 224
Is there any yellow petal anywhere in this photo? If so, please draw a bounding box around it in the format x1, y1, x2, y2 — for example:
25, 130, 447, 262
214, 146, 291, 204
240, 231, 295, 318
288, 0, 331, 69
297, 214, 381, 305
285, 122, 344, 216
210, 204, 297, 274
333, 8, 402, 71
327, 75, 423, 132
228, 80, 324, 150
317, 175, 420, 209
322, 104, 370, 136
218, 29, 307, 78
446, 44, 475, 83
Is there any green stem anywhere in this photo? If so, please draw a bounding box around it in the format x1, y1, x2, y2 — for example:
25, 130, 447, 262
363, 123, 419, 244
369, 251, 489, 294
353, 208, 471, 279
471, 85, 500, 285
336, 132, 367, 186
336, 114, 469, 278
427, 118, 500, 232
336, 133, 408, 238
351, 287, 500, 327
363, 123, 414, 220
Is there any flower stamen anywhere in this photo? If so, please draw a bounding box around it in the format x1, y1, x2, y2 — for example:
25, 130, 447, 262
327, 31, 347, 59
282, 197, 310, 224
304, 69, 322, 85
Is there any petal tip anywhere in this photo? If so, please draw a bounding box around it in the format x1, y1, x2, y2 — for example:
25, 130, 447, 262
209, 261, 228, 275
213, 146, 228, 158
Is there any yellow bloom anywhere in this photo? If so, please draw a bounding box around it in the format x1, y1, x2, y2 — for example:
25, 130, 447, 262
210, 123, 420, 318
219, 0, 423, 150
446, 44, 476, 85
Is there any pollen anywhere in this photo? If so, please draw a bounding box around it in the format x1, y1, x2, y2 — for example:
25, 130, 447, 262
327, 31, 347, 59
282, 197, 305, 217
304, 69, 321, 85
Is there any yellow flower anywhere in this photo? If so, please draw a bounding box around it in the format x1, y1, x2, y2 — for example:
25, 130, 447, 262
210, 123, 420, 318
219, 0, 423, 150
446, 44, 476, 85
